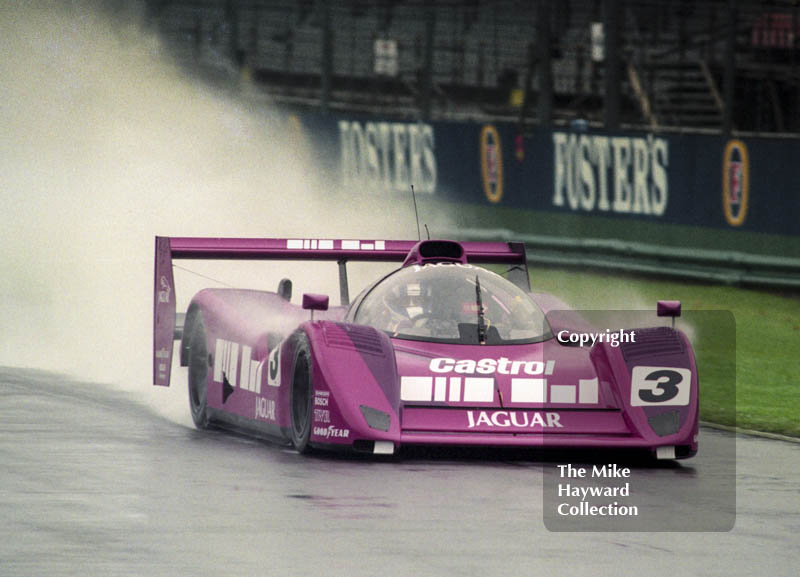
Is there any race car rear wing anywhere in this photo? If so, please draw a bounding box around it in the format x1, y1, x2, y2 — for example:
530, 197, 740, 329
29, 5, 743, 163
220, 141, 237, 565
154, 236, 529, 386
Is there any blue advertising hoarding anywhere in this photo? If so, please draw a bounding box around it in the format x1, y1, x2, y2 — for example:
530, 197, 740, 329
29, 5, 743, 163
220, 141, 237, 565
294, 112, 800, 240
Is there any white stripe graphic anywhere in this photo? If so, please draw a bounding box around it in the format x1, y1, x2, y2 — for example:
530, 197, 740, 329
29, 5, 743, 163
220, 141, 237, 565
228, 342, 238, 388
212, 339, 264, 393
463, 378, 494, 402
511, 378, 546, 403
253, 361, 263, 394
319, 239, 334, 250
342, 240, 360, 250
401, 376, 433, 401
222, 342, 229, 384
434, 377, 447, 401
448, 377, 462, 402
579, 378, 599, 404
375, 240, 385, 250
240, 346, 252, 391
221, 341, 229, 383
287, 239, 303, 249
550, 384, 576, 403
214, 339, 224, 382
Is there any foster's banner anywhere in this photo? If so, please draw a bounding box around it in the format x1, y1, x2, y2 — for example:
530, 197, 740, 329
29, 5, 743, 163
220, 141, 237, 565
296, 113, 800, 237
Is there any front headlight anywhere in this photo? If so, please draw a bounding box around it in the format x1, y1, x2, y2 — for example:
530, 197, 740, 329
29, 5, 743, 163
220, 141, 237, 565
648, 410, 680, 437
360, 405, 391, 431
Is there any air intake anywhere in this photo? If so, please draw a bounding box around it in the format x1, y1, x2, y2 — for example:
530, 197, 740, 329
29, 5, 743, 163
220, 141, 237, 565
402, 240, 467, 267
324, 323, 386, 356
620, 327, 684, 362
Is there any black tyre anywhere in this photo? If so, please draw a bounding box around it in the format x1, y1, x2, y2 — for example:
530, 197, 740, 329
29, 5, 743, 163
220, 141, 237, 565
289, 334, 314, 453
187, 314, 210, 429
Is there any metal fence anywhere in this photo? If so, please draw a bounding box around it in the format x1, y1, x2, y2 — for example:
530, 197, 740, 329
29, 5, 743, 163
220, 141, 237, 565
149, 0, 800, 133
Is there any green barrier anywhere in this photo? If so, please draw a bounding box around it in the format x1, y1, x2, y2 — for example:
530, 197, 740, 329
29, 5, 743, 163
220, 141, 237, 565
445, 226, 800, 289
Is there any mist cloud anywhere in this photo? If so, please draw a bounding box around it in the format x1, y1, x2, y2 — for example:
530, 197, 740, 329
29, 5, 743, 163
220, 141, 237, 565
0, 2, 446, 405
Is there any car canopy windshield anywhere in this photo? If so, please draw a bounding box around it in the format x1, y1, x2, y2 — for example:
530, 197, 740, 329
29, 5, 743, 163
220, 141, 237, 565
353, 263, 551, 344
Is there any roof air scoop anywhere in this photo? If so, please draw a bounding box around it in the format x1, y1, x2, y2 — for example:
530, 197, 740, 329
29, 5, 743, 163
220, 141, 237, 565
401, 240, 467, 267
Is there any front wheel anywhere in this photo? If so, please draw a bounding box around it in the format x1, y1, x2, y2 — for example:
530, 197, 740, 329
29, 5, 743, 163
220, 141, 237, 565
187, 314, 210, 429
289, 334, 314, 453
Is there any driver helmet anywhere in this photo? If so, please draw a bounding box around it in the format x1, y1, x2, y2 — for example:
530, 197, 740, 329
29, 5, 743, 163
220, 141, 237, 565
384, 279, 431, 320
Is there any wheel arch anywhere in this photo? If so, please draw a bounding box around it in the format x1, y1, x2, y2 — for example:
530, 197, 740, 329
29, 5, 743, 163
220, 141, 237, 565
287, 329, 314, 452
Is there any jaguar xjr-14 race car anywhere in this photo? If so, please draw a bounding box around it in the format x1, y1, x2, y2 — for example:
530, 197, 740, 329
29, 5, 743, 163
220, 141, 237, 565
153, 236, 698, 459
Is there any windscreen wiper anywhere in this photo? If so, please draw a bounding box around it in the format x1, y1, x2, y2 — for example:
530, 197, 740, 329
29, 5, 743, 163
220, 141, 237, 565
475, 275, 487, 345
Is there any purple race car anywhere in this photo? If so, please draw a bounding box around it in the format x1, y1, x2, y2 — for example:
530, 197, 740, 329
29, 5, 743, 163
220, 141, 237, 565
153, 236, 698, 459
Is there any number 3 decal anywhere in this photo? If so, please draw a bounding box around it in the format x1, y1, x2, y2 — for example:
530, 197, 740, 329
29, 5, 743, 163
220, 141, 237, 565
630, 366, 691, 406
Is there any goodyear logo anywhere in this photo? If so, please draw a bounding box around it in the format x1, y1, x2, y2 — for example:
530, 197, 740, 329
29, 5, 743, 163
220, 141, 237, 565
722, 139, 749, 227
480, 124, 503, 203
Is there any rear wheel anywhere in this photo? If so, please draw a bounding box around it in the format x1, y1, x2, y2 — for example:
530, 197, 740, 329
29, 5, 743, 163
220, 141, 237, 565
289, 334, 313, 453
187, 314, 210, 429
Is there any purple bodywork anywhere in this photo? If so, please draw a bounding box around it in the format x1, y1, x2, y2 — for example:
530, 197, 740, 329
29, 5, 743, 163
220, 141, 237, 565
154, 236, 698, 459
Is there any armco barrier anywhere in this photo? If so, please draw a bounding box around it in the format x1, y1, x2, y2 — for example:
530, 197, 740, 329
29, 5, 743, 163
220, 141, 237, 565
446, 228, 800, 289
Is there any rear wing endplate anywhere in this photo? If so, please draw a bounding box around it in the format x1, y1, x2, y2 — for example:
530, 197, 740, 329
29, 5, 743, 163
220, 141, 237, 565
153, 236, 528, 386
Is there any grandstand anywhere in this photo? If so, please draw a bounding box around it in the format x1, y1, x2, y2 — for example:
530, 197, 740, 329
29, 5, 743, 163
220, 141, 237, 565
147, 0, 800, 133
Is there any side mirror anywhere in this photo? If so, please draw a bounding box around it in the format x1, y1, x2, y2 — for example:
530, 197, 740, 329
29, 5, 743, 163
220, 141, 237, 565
302, 293, 329, 321
657, 300, 681, 328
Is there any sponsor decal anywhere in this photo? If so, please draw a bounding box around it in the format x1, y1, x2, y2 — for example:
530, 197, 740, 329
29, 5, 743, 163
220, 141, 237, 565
213, 339, 265, 399
341, 239, 383, 250
339, 120, 437, 194
461, 302, 482, 314
285, 239, 386, 251
314, 390, 329, 407
313, 409, 330, 423
630, 366, 691, 407
408, 262, 477, 275
158, 276, 171, 303
400, 375, 599, 405
401, 375, 494, 403
552, 132, 669, 216
480, 124, 503, 203
255, 398, 276, 421
467, 410, 563, 428
313, 425, 350, 439
215, 339, 239, 403
286, 239, 334, 250
429, 357, 555, 375
722, 139, 749, 227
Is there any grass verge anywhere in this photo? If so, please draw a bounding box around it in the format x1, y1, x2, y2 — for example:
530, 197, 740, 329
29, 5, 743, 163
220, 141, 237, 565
529, 266, 800, 438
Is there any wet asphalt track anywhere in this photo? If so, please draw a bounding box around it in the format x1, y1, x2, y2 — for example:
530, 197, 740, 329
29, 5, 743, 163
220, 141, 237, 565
1, 367, 798, 577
